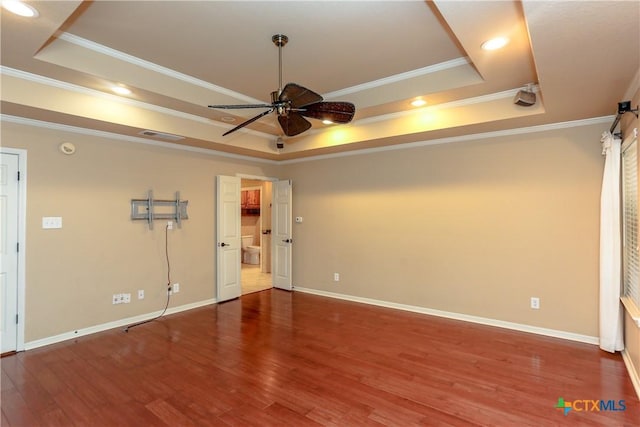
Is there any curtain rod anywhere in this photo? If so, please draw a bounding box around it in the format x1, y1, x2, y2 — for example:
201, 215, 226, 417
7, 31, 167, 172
610, 101, 639, 135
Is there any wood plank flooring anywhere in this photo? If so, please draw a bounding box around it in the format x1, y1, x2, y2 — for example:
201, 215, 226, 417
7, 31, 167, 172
2, 289, 639, 426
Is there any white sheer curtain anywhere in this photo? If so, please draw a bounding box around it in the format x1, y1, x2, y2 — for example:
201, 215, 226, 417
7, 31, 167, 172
599, 131, 624, 353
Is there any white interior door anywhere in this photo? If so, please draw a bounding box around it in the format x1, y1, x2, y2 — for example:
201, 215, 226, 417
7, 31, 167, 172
216, 175, 241, 302
1, 153, 19, 353
273, 180, 293, 290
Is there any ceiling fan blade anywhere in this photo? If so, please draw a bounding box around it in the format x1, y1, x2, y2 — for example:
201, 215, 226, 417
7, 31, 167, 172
208, 104, 273, 109
212, 36, 356, 138
279, 83, 323, 108
222, 108, 274, 136
299, 102, 356, 124
278, 112, 312, 137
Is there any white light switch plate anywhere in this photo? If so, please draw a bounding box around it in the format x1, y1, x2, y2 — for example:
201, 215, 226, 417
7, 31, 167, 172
42, 217, 62, 229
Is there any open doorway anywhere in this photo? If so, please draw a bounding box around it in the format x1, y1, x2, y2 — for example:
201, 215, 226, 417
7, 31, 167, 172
240, 179, 273, 295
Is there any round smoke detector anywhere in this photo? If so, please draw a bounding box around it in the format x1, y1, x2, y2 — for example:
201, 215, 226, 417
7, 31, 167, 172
59, 142, 76, 155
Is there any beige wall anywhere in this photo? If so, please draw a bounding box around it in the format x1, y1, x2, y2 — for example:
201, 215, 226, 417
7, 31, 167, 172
241, 214, 260, 243
1, 117, 610, 344
283, 124, 605, 337
2, 121, 278, 342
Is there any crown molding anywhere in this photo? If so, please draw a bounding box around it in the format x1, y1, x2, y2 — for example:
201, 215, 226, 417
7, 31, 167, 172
1, 66, 211, 124
357, 84, 540, 127
280, 115, 614, 164
0, 114, 279, 164
1, 66, 273, 139
1, 112, 613, 166
324, 57, 471, 98
58, 32, 262, 104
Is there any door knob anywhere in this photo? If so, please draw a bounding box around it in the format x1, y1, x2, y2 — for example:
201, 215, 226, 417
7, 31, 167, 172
219, 242, 229, 247
283, 238, 292, 243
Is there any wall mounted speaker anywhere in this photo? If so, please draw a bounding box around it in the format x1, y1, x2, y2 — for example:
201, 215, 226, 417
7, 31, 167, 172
514, 89, 536, 106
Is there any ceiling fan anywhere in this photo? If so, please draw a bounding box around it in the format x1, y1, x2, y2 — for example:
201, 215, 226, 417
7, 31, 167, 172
208, 34, 356, 137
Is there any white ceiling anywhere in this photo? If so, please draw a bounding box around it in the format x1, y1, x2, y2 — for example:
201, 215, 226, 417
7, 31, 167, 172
1, 1, 638, 160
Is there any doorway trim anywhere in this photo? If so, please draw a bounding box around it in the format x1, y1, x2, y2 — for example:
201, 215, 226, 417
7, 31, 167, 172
236, 173, 279, 182
1, 147, 27, 352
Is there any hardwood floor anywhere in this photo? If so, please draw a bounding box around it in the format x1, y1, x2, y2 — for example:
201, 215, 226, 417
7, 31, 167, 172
2, 289, 638, 426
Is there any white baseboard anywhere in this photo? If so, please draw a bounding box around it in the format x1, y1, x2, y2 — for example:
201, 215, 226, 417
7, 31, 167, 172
24, 298, 217, 350
293, 286, 599, 345
24, 288, 601, 350
621, 349, 640, 399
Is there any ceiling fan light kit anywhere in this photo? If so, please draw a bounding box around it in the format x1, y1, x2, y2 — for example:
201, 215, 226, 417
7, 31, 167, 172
208, 34, 355, 138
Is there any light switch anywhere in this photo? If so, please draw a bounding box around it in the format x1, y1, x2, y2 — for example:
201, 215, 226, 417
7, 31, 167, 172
42, 217, 62, 229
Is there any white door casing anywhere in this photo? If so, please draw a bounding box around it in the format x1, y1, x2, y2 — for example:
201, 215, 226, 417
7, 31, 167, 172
0, 152, 20, 353
216, 176, 242, 302
273, 180, 293, 290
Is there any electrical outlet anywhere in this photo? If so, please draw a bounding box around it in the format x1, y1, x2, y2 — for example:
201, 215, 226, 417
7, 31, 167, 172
138, 289, 144, 300
112, 294, 119, 305
123, 293, 131, 303
173, 283, 180, 293
334, 273, 340, 282
530, 297, 540, 309
167, 221, 173, 230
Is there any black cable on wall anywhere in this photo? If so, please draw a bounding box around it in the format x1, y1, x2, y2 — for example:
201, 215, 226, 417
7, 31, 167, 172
124, 224, 173, 332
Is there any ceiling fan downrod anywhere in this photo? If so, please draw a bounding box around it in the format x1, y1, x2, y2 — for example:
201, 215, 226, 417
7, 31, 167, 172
272, 34, 288, 99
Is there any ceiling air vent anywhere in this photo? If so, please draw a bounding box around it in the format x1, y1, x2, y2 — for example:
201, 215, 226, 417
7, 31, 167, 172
138, 130, 184, 141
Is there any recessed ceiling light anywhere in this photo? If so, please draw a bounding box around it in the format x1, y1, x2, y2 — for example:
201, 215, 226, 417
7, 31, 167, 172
2, 0, 38, 17
111, 85, 132, 96
221, 116, 236, 123
411, 99, 427, 107
322, 120, 334, 125
481, 37, 509, 51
